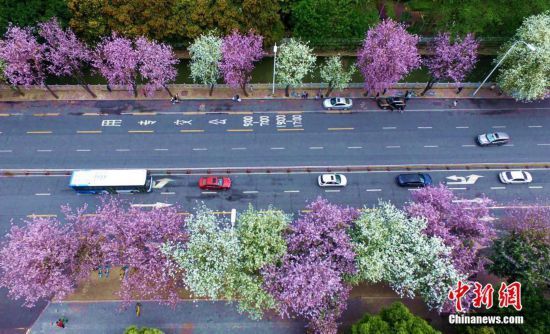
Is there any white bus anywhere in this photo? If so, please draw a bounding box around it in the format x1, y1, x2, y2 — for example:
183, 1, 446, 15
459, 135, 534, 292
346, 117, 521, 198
69, 169, 153, 194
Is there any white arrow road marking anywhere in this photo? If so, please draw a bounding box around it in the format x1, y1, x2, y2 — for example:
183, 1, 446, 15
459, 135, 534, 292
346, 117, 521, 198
446, 174, 483, 185
153, 178, 174, 189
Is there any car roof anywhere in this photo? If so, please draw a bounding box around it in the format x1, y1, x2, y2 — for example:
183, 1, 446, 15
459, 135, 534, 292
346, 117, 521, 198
400, 174, 422, 182
494, 132, 509, 139
509, 171, 526, 179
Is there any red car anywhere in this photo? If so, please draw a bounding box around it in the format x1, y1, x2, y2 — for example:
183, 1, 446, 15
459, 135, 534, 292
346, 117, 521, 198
198, 176, 231, 190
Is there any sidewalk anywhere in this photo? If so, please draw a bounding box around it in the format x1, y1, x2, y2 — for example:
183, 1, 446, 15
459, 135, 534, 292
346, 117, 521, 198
0, 83, 506, 102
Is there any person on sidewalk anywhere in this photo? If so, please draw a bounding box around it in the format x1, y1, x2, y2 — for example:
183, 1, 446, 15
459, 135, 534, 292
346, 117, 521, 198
171, 94, 180, 104
136, 302, 142, 317
453, 100, 458, 108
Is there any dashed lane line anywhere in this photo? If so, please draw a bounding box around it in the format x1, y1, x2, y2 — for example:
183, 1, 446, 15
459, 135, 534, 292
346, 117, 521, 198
366, 189, 382, 192
529, 186, 543, 189
115, 149, 130, 152
491, 186, 506, 190
231, 147, 247, 150
180, 129, 204, 133
27, 214, 57, 218
277, 128, 304, 132
462, 144, 476, 147
528, 125, 543, 128
128, 130, 154, 134
456, 126, 469, 129
309, 146, 324, 150
76, 149, 91, 152
192, 148, 208, 151
33, 113, 60, 117
284, 190, 300, 193
537, 143, 550, 146
27, 131, 52, 134
448, 187, 467, 190
270, 147, 285, 150
36, 149, 52, 152
243, 190, 259, 194
327, 127, 354, 131
417, 126, 432, 129
227, 129, 253, 132
161, 192, 176, 195
0, 150, 13, 153
201, 191, 217, 194
154, 148, 169, 151
324, 189, 340, 192
35, 193, 51, 196
77, 130, 102, 134
382, 127, 396, 130
492, 125, 506, 129
347, 146, 363, 149
424, 145, 438, 148
385, 145, 400, 148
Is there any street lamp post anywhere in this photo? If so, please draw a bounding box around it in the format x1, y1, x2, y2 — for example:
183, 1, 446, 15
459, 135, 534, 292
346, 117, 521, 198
272, 43, 277, 95
473, 40, 537, 96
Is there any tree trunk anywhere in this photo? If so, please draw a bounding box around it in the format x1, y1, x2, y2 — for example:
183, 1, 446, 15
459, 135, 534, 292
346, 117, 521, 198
382, 88, 387, 95
133, 84, 138, 98
44, 84, 59, 99
456, 86, 463, 94
363, 90, 369, 97
107, 84, 112, 92
325, 84, 334, 97
285, 85, 290, 97
421, 78, 436, 96
209, 84, 214, 96
241, 83, 248, 97
164, 85, 173, 97
76, 72, 96, 98
12, 85, 24, 96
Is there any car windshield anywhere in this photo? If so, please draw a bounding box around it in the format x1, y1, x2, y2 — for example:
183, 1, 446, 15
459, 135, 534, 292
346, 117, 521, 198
330, 98, 337, 105
418, 175, 425, 182
217, 178, 223, 186
334, 175, 341, 182
487, 133, 496, 141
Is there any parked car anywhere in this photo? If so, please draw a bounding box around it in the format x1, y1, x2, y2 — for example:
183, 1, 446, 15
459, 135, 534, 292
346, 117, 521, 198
499, 170, 532, 184
323, 97, 353, 110
376, 97, 406, 110
476, 132, 510, 146
198, 176, 231, 190
396, 173, 433, 187
318, 174, 348, 187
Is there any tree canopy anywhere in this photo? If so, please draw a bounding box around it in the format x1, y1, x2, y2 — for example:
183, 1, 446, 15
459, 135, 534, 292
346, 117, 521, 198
0, 0, 70, 35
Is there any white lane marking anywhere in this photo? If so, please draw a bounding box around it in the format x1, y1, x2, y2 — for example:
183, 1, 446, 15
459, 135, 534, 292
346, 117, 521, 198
529, 186, 543, 189
243, 190, 259, 194
325, 189, 340, 192
36, 149, 52, 152
424, 145, 439, 148
528, 125, 542, 128
231, 147, 247, 150
462, 144, 476, 147
456, 126, 469, 129
492, 125, 506, 129
537, 143, 550, 146
0, 150, 13, 153
386, 145, 400, 148
408, 188, 421, 191
449, 187, 467, 190
192, 148, 208, 151
201, 191, 217, 194
503, 144, 514, 147
309, 146, 324, 150
76, 149, 91, 152
35, 193, 51, 196
284, 190, 300, 193
161, 192, 176, 195
116, 149, 130, 152
491, 186, 506, 190
270, 147, 285, 150
418, 126, 432, 129
154, 148, 169, 151
347, 146, 363, 149
383, 127, 396, 130
366, 189, 382, 192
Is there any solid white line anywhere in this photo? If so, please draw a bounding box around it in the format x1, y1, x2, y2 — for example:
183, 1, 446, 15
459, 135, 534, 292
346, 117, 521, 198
528, 186, 543, 189
0, 150, 13, 153
537, 143, 550, 146
243, 190, 259, 194
116, 149, 130, 152
386, 145, 400, 148
418, 126, 432, 129
456, 126, 469, 129
366, 189, 382, 192
35, 193, 51, 196
76, 149, 91, 152
231, 147, 247, 150
492, 125, 506, 128
448, 187, 467, 190
424, 145, 438, 148
347, 146, 363, 149
324, 189, 340, 192
284, 190, 300, 193
192, 148, 208, 151
528, 125, 542, 128
201, 191, 217, 194
36, 149, 52, 152
491, 186, 506, 190
161, 192, 176, 195
154, 148, 169, 151
309, 147, 324, 150
270, 147, 285, 150
462, 144, 476, 147
382, 127, 396, 130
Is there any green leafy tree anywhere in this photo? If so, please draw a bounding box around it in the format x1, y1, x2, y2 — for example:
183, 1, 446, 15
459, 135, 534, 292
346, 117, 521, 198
0, 0, 71, 34
319, 55, 356, 96
188, 32, 222, 96
495, 11, 550, 102
124, 326, 164, 334
275, 38, 316, 96
291, 0, 378, 47
350, 302, 440, 334
350, 201, 465, 312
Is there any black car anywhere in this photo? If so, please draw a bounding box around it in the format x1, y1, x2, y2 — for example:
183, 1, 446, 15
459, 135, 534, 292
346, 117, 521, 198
376, 97, 406, 110
396, 173, 433, 187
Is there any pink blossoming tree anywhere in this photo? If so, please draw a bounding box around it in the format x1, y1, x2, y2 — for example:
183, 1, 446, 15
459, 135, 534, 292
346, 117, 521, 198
219, 30, 265, 97
263, 198, 358, 334
404, 184, 495, 277
0, 25, 57, 97
357, 19, 421, 96
38, 18, 96, 97
135, 36, 178, 97
423, 33, 479, 95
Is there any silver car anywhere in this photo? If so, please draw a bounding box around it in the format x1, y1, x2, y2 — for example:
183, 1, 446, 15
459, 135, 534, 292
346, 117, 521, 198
323, 97, 353, 110
499, 171, 532, 184
476, 132, 510, 146
318, 174, 348, 187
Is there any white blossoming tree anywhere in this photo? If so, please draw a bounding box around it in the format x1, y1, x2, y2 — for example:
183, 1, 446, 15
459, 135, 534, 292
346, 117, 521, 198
275, 38, 317, 97
350, 201, 466, 311
496, 11, 550, 102
188, 32, 222, 96
320, 56, 356, 97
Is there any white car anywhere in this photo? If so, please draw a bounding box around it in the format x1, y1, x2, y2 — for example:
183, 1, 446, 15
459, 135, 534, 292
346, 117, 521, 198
498, 170, 533, 184
318, 174, 347, 187
323, 97, 353, 110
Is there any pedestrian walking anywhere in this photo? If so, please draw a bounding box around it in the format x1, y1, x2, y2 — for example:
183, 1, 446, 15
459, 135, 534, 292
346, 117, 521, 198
56, 316, 68, 328
453, 100, 458, 108
170, 94, 180, 104
97, 266, 102, 279
135, 302, 142, 317
305, 92, 309, 99
104, 264, 110, 278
